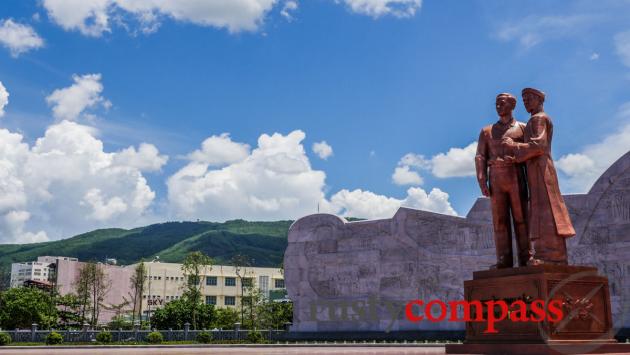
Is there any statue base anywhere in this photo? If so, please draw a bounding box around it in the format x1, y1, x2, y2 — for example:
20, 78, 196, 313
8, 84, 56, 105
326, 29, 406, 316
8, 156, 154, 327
445, 265, 619, 354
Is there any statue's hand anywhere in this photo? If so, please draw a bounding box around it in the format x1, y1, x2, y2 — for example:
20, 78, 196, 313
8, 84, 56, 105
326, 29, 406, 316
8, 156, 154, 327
504, 155, 516, 163
480, 184, 491, 197
502, 137, 515, 146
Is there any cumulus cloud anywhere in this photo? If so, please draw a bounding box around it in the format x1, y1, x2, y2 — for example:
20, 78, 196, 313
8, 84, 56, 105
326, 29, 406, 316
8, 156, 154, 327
431, 142, 477, 178
281, 1, 298, 21
393, 142, 476, 186
312, 140, 333, 160
42, 0, 111, 37
340, 0, 422, 18
614, 31, 630, 67
168, 130, 457, 222
495, 14, 598, 49
392, 165, 422, 186
0, 19, 44, 57
41, 0, 278, 36
46, 73, 111, 121
556, 105, 630, 192
0, 81, 8, 117
112, 143, 168, 172
187, 133, 250, 166
167, 130, 326, 220
0, 121, 166, 243
328, 187, 456, 219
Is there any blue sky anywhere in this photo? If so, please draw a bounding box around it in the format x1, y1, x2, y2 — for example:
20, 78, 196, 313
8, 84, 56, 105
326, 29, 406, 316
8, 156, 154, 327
1, 0, 630, 243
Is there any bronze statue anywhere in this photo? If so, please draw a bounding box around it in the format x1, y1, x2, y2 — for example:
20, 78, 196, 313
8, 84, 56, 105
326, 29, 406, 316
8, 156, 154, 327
502, 87, 575, 265
475, 93, 531, 268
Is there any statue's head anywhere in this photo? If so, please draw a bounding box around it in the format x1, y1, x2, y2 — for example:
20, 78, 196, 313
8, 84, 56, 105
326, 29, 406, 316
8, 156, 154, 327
496, 93, 516, 116
522, 87, 545, 114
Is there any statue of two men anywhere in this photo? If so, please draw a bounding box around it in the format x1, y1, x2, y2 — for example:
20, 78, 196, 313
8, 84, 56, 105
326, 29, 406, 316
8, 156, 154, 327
475, 88, 575, 268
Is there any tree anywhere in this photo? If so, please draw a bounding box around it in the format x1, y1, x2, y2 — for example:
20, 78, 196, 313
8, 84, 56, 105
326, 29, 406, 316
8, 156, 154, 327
0, 287, 57, 329
0, 266, 10, 291
181, 251, 213, 330
56, 293, 82, 327
230, 254, 253, 325
102, 298, 131, 329
129, 262, 147, 325
242, 284, 264, 330
213, 307, 240, 330
150, 298, 215, 330
257, 301, 293, 330
74, 262, 111, 326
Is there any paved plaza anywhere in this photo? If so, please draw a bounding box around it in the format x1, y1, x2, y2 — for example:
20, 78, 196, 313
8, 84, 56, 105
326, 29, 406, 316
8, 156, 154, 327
0, 346, 446, 355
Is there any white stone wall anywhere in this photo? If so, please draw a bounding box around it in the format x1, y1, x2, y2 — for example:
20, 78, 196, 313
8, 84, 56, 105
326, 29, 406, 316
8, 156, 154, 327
285, 151, 630, 332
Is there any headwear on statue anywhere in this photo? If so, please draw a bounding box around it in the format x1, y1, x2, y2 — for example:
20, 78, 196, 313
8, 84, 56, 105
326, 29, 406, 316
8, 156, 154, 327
522, 87, 546, 100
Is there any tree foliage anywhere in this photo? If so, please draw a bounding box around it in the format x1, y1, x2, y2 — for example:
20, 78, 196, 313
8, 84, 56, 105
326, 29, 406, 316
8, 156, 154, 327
181, 251, 213, 329
150, 298, 216, 330
0, 287, 57, 329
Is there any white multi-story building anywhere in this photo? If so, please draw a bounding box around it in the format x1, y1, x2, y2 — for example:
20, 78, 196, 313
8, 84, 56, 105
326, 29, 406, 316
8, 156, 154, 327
9, 256, 77, 287
140, 261, 285, 318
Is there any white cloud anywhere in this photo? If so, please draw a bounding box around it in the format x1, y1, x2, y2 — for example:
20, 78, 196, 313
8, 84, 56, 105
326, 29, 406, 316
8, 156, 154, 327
430, 142, 477, 178
281, 1, 298, 21
589, 52, 600, 61
392, 165, 422, 186
328, 187, 456, 219
312, 140, 333, 160
393, 142, 476, 185
42, 0, 111, 37
42, 0, 278, 36
168, 130, 457, 222
495, 15, 597, 49
614, 31, 630, 67
187, 133, 250, 166
556, 106, 630, 192
0, 81, 8, 117
0, 121, 165, 243
46, 73, 110, 121
340, 0, 422, 18
112, 143, 168, 172
167, 130, 326, 220
0, 19, 44, 57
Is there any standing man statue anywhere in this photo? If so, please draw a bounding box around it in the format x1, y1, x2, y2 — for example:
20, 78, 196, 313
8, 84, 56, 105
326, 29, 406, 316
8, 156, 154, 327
502, 88, 575, 265
475, 93, 531, 269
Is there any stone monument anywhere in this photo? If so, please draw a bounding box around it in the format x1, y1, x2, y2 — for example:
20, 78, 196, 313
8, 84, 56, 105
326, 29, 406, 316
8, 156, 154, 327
284, 89, 630, 353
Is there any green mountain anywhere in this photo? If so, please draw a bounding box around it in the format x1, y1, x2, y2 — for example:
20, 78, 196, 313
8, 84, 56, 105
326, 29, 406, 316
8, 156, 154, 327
0, 220, 294, 273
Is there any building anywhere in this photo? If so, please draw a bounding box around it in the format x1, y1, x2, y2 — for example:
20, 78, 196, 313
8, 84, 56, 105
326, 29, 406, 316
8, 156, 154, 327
10, 256, 286, 323
9, 256, 77, 288
140, 261, 285, 319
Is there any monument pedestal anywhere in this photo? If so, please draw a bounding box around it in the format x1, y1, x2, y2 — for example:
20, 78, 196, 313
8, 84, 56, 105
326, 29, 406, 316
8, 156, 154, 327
445, 265, 627, 354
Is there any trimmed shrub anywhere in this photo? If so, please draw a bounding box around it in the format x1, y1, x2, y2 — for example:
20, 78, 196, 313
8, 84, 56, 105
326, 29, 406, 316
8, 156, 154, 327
246, 330, 265, 344
46, 331, 63, 345
0, 332, 12, 346
96, 331, 113, 343
196, 331, 213, 344
147, 331, 163, 344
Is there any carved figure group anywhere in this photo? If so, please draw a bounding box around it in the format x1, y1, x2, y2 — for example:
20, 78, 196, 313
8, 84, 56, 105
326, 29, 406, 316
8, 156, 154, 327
475, 88, 575, 268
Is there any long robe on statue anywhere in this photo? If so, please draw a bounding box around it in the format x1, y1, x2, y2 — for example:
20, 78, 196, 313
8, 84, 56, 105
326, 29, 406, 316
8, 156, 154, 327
512, 112, 576, 264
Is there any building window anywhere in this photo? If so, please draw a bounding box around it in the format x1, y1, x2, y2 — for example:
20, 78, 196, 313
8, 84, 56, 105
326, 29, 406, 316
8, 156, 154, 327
274, 279, 285, 288
224, 296, 236, 306
242, 278, 253, 287
225, 277, 236, 286
205, 296, 217, 305
188, 275, 200, 286
206, 276, 217, 286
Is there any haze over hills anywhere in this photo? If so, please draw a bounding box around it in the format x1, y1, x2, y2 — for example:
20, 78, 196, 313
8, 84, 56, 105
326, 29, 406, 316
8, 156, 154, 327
0, 220, 294, 272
